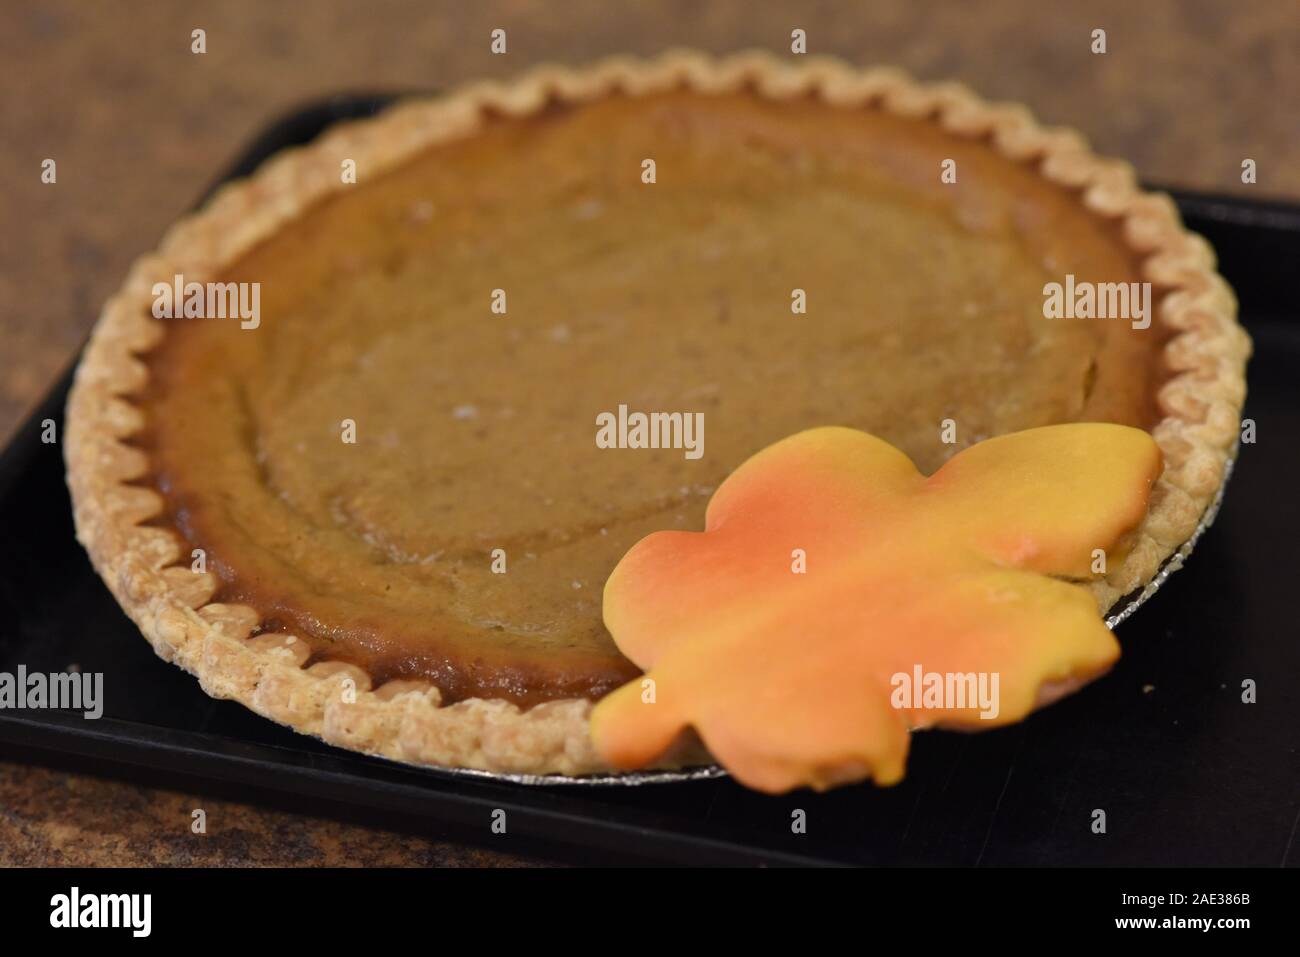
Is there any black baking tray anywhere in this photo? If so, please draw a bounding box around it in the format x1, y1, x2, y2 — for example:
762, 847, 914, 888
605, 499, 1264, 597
2, 94, 1298, 867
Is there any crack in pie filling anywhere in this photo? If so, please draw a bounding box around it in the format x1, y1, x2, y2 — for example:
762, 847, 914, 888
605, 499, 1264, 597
66, 53, 1249, 781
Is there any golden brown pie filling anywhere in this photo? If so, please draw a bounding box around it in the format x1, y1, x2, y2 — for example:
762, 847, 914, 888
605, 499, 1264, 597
138, 91, 1166, 707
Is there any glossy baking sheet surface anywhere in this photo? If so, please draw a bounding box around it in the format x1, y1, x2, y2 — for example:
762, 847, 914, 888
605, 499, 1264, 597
1, 95, 1296, 865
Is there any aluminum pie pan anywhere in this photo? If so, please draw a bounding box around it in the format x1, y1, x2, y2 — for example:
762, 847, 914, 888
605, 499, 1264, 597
1103, 450, 1237, 629
413, 450, 1238, 787
418, 763, 728, 787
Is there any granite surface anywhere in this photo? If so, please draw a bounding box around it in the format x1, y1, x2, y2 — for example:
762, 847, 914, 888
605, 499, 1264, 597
0, 760, 543, 866
0, 0, 1296, 866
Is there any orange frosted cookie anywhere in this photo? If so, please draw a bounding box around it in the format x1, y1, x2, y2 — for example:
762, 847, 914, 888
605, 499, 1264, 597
592, 424, 1162, 792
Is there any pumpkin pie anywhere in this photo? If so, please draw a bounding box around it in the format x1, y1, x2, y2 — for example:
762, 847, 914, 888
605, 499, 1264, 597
65, 52, 1249, 778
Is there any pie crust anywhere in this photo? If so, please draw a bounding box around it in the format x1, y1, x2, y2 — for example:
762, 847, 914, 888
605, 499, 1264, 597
65, 51, 1250, 777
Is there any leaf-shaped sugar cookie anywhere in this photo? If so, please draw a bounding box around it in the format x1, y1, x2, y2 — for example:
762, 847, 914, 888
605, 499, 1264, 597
589, 424, 1162, 793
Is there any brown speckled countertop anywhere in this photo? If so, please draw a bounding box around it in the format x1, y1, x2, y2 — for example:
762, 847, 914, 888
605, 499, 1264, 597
0, 762, 543, 866
1, 0, 1297, 866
